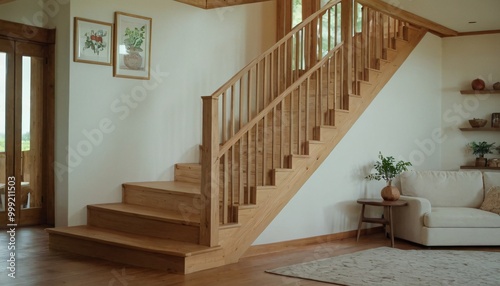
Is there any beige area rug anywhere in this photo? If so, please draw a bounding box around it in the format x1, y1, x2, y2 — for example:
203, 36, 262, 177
266, 247, 500, 286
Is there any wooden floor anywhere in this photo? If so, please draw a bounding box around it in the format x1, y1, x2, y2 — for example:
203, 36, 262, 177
1, 226, 499, 286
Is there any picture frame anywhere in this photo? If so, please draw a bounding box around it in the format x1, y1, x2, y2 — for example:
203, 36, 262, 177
113, 12, 152, 80
74, 17, 113, 66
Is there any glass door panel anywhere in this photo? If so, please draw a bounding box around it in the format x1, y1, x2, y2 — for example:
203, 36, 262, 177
0, 52, 6, 213
16, 42, 45, 225
20, 55, 43, 212
0, 39, 15, 227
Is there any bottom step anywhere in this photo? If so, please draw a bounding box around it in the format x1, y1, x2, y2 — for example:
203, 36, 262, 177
46, 226, 224, 274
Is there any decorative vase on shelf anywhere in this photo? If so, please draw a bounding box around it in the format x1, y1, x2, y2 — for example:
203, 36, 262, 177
492, 113, 500, 128
475, 157, 487, 167
381, 180, 400, 201
493, 82, 500, 90
471, 78, 486, 90
488, 159, 498, 168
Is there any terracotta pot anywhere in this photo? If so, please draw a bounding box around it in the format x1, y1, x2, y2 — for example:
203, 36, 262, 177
475, 157, 487, 167
124, 51, 143, 70
471, 79, 486, 90
381, 185, 400, 201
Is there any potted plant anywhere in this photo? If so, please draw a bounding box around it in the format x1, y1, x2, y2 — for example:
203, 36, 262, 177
468, 141, 495, 167
122, 25, 146, 70
366, 152, 412, 201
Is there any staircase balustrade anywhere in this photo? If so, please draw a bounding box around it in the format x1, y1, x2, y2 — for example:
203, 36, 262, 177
200, 0, 414, 246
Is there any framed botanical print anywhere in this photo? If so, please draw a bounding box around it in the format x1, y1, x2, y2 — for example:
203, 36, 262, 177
113, 12, 152, 80
74, 17, 113, 66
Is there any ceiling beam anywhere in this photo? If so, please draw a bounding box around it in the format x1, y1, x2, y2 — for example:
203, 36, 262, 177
0, 0, 16, 5
175, 0, 272, 9
357, 0, 458, 37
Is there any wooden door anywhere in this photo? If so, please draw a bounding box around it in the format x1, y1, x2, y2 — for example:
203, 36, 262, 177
0, 35, 53, 227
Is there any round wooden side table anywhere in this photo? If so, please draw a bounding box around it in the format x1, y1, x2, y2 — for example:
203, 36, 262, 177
356, 199, 408, 247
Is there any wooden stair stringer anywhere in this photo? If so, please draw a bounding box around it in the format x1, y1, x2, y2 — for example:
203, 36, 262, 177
214, 26, 428, 266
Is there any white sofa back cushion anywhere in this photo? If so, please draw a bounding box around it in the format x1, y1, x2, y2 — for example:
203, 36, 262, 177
401, 171, 484, 207
483, 172, 500, 193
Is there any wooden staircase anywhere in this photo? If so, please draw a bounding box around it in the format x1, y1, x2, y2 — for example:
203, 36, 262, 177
47, 0, 428, 274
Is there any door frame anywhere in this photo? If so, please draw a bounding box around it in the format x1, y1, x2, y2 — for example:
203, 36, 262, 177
0, 19, 55, 225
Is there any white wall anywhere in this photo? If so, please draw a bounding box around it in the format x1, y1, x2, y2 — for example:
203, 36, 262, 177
441, 34, 500, 170
64, 0, 276, 225
255, 33, 443, 244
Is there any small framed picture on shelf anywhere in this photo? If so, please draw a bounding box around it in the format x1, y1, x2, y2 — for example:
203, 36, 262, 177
73, 17, 113, 66
113, 12, 152, 80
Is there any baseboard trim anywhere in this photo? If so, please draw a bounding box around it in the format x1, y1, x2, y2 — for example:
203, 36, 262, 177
243, 227, 384, 258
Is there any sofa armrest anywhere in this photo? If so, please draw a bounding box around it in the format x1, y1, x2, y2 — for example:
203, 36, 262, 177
392, 195, 432, 245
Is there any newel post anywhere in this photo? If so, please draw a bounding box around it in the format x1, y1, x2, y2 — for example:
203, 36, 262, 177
341, 0, 353, 108
200, 96, 220, 247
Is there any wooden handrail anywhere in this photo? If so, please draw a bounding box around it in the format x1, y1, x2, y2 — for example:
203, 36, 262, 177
218, 43, 343, 157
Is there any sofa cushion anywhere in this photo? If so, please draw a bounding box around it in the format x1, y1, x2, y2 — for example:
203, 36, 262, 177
424, 207, 500, 228
483, 172, 500, 194
480, 186, 500, 215
401, 171, 483, 207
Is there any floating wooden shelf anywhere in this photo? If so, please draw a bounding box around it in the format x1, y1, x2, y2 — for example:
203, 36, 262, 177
460, 166, 500, 171
459, 127, 500, 131
460, 90, 500, 95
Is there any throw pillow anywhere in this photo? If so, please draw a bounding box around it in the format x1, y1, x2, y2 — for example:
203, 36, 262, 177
480, 186, 500, 215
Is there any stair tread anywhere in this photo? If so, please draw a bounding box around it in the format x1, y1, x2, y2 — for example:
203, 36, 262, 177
123, 181, 200, 196
47, 226, 219, 257
176, 163, 201, 168
88, 203, 200, 225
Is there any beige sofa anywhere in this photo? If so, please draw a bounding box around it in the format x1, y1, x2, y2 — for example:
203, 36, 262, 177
393, 170, 500, 246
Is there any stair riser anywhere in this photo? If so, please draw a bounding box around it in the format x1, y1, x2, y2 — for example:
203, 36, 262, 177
48, 234, 187, 273
271, 168, 297, 186
123, 187, 201, 215
363, 69, 382, 82
357, 81, 373, 95
349, 96, 364, 111
384, 48, 398, 62
327, 110, 350, 127
175, 164, 201, 184
394, 37, 409, 49
316, 127, 338, 142
88, 208, 200, 243
254, 188, 275, 206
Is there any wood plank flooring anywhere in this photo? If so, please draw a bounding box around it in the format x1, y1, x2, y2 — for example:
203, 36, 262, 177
1, 226, 499, 286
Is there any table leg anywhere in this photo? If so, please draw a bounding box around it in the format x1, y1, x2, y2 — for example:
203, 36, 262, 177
356, 204, 365, 241
389, 205, 395, 247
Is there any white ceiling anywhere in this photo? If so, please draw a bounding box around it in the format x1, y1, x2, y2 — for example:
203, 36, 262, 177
381, 0, 500, 33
